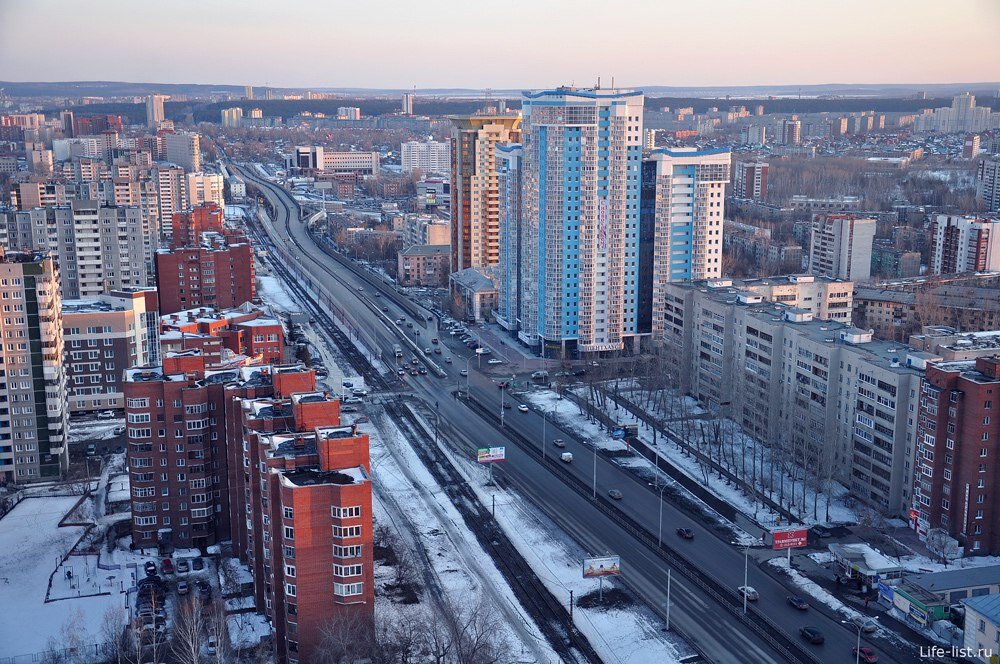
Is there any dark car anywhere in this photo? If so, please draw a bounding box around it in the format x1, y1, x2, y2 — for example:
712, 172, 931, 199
497, 381, 510, 389
799, 627, 824, 644
191, 557, 204, 571
144, 561, 157, 576
502, 401, 512, 409
161, 559, 174, 575
811, 525, 833, 538
196, 580, 212, 598
410, 369, 419, 376
853, 647, 878, 663
676, 528, 694, 540
787, 595, 809, 610
419, 368, 428, 375
382, 307, 389, 312
406, 322, 413, 328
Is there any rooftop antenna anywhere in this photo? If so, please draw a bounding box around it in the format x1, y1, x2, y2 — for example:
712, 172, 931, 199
611, 76, 615, 90
597, 76, 601, 90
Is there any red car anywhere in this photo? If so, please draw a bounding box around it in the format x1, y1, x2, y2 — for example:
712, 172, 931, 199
497, 381, 510, 389
160, 559, 174, 575
853, 647, 878, 663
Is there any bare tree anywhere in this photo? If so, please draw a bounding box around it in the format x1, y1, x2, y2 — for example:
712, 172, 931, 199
172, 595, 208, 664
205, 599, 233, 664
100, 605, 130, 664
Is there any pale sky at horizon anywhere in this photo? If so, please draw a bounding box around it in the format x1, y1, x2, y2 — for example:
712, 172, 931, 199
1, 0, 998, 89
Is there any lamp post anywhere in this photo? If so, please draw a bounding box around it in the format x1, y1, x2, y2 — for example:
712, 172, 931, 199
465, 357, 472, 394
541, 408, 547, 462
657, 484, 668, 547
500, 385, 505, 428
854, 623, 863, 664
743, 543, 750, 614
592, 441, 597, 499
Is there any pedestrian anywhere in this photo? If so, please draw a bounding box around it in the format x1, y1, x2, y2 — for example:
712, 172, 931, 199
864, 595, 870, 608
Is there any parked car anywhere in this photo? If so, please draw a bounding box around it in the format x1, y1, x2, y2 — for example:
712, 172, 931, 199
460, 369, 468, 376
853, 646, 878, 663
787, 595, 809, 610
161, 559, 174, 575
196, 580, 212, 599
144, 561, 157, 576
608, 489, 623, 500
344, 397, 363, 404
799, 626, 824, 644
342, 381, 354, 388
86, 443, 97, 456
406, 322, 413, 328
352, 389, 369, 396
676, 528, 695, 540
553, 439, 565, 448
97, 410, 116, 420
113, 426, 126, 436
479, 348, 492, 355
207, 635, 218, 656
354, 416, 370, 424
176, 580, 190, 595
487, 358, 503, 365
737, 585, 759, 601
444, 357, 452, 363
176, 559, 189, 574
382, 307, 389, 312
191, 557, 204, 571
434, 348, 442, 354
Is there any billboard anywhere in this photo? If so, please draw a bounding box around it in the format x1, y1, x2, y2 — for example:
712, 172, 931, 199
583, 556, 621, 578
772, 528, 809, 550
476, 447, 505, 464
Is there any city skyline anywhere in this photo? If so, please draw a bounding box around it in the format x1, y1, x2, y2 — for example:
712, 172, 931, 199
1, 0, 998, 89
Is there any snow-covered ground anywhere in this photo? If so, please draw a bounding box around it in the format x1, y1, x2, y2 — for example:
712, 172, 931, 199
367, 414, 554, 662
0, 495, 126, 658
67, 418, 123, 444
524, 385, 858, 531
256, 274, 299, 313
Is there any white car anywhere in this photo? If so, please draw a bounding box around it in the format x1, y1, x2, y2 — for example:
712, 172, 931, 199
343, 397, 363, 404
459, 369, 468, 376
487, 358, 504, 365
517, 404, 529, 413
351, 389, 368, 396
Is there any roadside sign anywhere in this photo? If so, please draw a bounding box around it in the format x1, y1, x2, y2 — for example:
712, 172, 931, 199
611, 428, 626, 440
772, 528, 809, 550
477, 447, 505, 464
583, 556, 621, 578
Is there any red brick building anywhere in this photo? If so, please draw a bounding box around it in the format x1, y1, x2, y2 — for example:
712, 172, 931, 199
155, 234, 255, 314
913, 356, 1000, 554
161, 305, 285, 364
232, 374, 373, 663
171, 203, 225, 247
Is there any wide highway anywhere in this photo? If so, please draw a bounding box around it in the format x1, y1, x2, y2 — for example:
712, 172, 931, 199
234, 163, 916, 664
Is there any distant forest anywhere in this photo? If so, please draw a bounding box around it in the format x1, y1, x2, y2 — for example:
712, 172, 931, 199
38, 95, 996, 125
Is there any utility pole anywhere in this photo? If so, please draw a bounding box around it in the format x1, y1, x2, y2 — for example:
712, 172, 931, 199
592, 441, 597, 499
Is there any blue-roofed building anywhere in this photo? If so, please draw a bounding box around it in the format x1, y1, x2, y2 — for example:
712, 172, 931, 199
962, 593, 1000, 662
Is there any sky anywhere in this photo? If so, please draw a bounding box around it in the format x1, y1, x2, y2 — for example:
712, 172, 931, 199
1, 0, 998, 89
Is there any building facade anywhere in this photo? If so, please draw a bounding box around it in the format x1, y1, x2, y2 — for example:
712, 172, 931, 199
913, 357, 1000, 555
733, 160, 768, 200
929, 215, 1000, 275
977, 157, 1000, 212
63, 290, 158, 413
518, 88, 643, 357
808, 214, 876, 281
146, 94, 167, 129
155, 233, 255, 314
164, 132, 201, 173
397, 245, 450, 287
400, 140, 450, 174
0, 249, 68, 484
449, 114, 522, 273
495, 144, 523, 334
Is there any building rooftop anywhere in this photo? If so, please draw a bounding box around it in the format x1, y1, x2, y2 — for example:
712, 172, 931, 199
450, 266, 497, 293
278, 465, 368, 488
963, 594, 1000, 625
401, 244, 449, 257
829, 543, 905, 575
910, 565, 1000, 593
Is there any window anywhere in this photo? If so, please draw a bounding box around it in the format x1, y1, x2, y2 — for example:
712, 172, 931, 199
333, 582, 364, 597
284, 526, 294, 540
333, 545, 363, 558
283, 507, 294, 519
333, 564, 362, 577
332, 525, 362, 539
285, 565, 295, 578
285, 583, 296, 597
331, 505, 362, 519
976, 509, 984, 520
941, 498, 950, 510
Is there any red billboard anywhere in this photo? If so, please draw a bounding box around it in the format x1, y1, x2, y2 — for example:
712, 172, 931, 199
773, 528, 809, 550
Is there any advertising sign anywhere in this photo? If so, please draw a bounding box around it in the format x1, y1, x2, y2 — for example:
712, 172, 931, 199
772, 528, 809, 550
582, 556, 621, 578
476, 447, 505, 464
611, 428, 626, 440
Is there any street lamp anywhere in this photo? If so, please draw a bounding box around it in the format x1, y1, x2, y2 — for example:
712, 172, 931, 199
465, 357, 472, 394
853, 622, 863, 664
743, 543, 751, 614
657, 484, 668, 547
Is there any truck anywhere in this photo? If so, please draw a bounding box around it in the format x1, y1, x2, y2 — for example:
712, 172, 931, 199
560, 453, 573, 463
394, 345, 403, 358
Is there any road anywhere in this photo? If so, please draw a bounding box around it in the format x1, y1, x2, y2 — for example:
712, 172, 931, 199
235, 164, 915, 663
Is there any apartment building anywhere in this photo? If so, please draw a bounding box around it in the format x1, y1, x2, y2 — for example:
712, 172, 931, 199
399, 214, 450, 249
164, 132, 201, 173
913, 356, 1000, 554
156, 163, 187, 239
7, 201, 156, 299
977, 157, 1000, 212
929, 215, 1000, 275
155, 232, 255, 314
642, 148, 731, 340
233, 373, 373, 663
146, 94, 167, 128
663, 287, 924, 513
808, 214, 876, 281
186, 172, 225, 208
169, 203, 224, 248
221, 107, 244, 128
63, 289, 158, 413
733, 160, 769, 200
0, 248, 68, 484
495, 144, 523, 334
449, 114, 522, 272
401, 140, 451, 174
397, 245, 450, 287
518, 88, 643, 356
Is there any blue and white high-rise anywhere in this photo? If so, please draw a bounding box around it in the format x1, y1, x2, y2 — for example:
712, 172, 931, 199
518, 87, 644, 358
